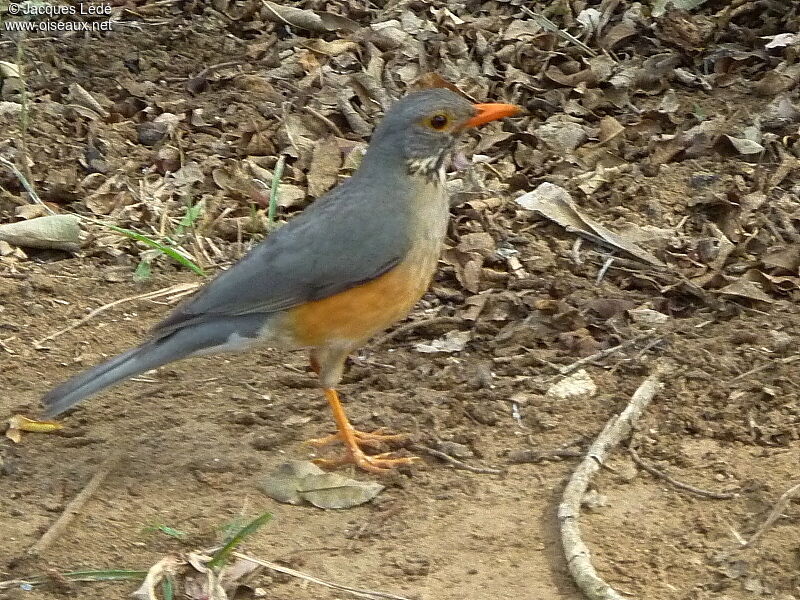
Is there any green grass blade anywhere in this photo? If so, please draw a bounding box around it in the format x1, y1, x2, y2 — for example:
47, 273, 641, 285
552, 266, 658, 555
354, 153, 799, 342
162, 574, 175, 600
98, 222, 205, 276
179, 202, 203, 229
208, 512, 272, 571
157, 525, 187, 539
63, 569, 150, 582
134, 259, 152, 282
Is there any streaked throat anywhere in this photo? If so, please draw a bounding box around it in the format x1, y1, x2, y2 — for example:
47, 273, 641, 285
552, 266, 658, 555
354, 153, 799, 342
406, 148, 451, 185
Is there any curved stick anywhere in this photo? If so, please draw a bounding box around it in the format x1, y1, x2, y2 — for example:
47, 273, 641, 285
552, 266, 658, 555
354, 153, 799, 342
558, 369, 665, 600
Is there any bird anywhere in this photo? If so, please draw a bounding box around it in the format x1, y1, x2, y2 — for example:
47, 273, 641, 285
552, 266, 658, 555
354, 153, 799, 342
41, 88, 521, 473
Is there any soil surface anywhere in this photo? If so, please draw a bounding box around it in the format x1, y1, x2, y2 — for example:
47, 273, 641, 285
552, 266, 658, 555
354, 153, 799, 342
1, 2, 799, 600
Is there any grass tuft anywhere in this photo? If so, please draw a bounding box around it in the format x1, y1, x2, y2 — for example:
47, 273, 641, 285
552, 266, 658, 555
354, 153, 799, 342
208, 511, 273, 571
268, 155, 285, 227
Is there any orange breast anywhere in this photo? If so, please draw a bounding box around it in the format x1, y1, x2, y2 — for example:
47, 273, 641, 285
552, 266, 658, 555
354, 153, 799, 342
289, 263, 432, 347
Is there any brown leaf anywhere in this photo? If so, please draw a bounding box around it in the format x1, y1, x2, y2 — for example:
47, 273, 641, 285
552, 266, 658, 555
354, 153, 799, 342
754, 63, 800, 96
67, 83, 109, 118
534, 117, 587, 153
717, 279, 774, 303
461, 258, 483, 294
411, 73, 469, 97
597, 116, 625, 144
457, 232, 495, 254
262, 1, 358, 33
261, 461, 384, 509
544, 65, 597, 87
601, 19, 638, 50
414, 330, 472, 354
304, 39, 359, 57
0, 215, 82, 252
276, 184, 307, 209
762, 246, 800, 272
515, 183, 665, 266
307, 137, 341, 198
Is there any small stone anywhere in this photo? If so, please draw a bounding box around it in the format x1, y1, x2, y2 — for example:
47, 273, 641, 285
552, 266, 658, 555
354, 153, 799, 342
628, 307, 669, 324
231, 412, 259, 426
466, 404, 498, 425
137, 121, 168, 146
187, 457, 235, 473
43, 499, 63, 512
436, 441, 473, 459
251, 432, 293, 451
154, 146, 181, 174
769, 331, 793, 353
546, 369, 597, 401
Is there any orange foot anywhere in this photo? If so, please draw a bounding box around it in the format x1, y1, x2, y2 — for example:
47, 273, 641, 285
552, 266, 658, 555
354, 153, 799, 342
307, 427, 407, 449
314, 450, 421, 474
310, 388, 421, 474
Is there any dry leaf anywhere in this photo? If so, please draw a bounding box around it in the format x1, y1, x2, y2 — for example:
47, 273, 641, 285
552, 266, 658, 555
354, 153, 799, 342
628, 307, 670, 324
261, 461, 384, 509
0, 215, 82, 252
717, 279, 775, 303
515, 183, 665, 266
597, 116, 625, 144
0, 60, 21, 78
535, 117, 587, 153
67, 83, 109, 118
297, 472, 385, 509
763, 33, 800, 49
307, 138, 341, 197
261, 461, 323, 504
651, 0, 708, 17
414, 330, 471, 353
304, 39, 359, 57
457, 232, 495, 254
262, 1, 358, 32
411, 72, 469, 96
762, 246, 800, 272
722, 135, 765, 155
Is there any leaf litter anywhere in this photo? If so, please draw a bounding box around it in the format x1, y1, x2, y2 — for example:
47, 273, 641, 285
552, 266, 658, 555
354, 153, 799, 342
1, 0, 799, 598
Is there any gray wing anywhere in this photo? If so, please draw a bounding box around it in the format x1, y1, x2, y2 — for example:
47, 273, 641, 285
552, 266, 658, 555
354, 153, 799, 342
154, 175, 411, 336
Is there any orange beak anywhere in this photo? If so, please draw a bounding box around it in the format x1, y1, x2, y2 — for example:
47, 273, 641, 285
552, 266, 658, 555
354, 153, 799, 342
464, 102, 522, 128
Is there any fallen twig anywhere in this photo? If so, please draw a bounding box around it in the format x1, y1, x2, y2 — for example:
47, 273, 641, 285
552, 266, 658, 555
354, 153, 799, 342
729, 355, 800, 383
372, 316, 460, 347
739, 481, 800, 549
0, 156, 55, 215
628, 447, 738, 500
29, 450, 123, 556
231, 551, 412, 600
595, 256, 615, 285
558, 367, 666, 600
559, 334, 659, 375
520, 6, 598, 56
413, 444, 503, 474
189, 60, 244, 82
304, 106, 344, 137
33, 283, 199, 347
0, 569, 147, 591
507, 447, 582, 464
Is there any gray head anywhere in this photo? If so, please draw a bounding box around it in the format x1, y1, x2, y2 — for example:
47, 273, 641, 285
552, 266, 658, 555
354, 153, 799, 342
361, 89, 520, 179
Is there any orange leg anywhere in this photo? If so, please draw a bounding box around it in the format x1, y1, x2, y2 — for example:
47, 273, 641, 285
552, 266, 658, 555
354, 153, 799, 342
309, 388, 420, 474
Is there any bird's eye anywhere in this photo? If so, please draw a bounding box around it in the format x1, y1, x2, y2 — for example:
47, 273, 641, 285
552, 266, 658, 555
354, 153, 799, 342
429, 114, 449, 130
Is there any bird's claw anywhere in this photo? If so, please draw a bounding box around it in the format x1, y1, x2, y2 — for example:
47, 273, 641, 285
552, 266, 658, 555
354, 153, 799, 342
307, 427, 408, 450
313, 450, 421, 474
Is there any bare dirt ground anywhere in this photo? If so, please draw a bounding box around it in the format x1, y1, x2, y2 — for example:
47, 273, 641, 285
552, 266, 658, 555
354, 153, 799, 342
1, 1, 799, 599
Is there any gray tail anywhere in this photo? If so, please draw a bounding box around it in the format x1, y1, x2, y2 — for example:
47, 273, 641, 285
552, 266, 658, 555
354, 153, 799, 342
41, 337, 191, 418
41, 314, 270, 418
